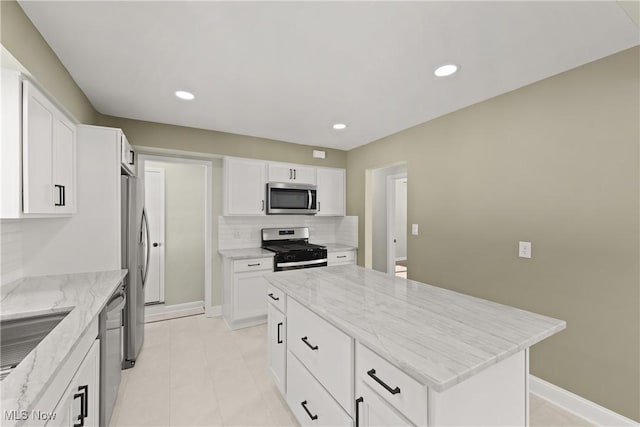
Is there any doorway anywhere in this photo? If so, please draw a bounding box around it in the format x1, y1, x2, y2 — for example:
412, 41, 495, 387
138, 154, 213, 322
387, 174, 408, 278
366, 162, 408, 276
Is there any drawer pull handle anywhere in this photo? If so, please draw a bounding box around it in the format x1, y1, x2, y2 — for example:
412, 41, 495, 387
268, 293, 280, 301
301, 336, 318, 351
355, 396, 364, 427
300, 400, 318, 421
337, 255, 347, 259
277, 322, 283, 344
247, 263, 261, 267
367, 369, 401, 395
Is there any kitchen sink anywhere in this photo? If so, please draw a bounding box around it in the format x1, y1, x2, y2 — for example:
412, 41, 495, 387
0, 311, 70, 381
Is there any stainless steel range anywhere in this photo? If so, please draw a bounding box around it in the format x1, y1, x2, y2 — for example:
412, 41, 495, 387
262, 227, 327, 271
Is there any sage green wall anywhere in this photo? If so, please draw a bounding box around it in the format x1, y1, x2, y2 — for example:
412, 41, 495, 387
97, 115, 347, 168
146, 161, 206, 306
346, 46, 640, 421
0, 0, 97, 124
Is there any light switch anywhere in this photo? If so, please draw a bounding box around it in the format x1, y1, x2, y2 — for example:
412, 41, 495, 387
411, 224, 419, 236
519, 241, 531, 258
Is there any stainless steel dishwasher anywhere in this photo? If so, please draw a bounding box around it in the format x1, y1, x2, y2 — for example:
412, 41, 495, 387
99, 285, 126, 427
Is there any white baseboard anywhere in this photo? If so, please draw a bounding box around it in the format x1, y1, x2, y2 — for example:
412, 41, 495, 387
145, 300, 204, 323
205, 305, 222, 317
530, 376, 638, 427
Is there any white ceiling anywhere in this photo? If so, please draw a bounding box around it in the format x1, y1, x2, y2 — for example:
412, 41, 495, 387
18, 1, 639, 151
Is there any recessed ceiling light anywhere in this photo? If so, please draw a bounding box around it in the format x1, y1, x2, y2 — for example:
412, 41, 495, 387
434, 64, 459, 77
333, 123, 347, 130
175, 90, 195, 100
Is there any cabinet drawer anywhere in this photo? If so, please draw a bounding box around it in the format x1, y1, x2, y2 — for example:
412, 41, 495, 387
356, 343, 427, 426
233, 257, 273, 273
328, 250, 355, 266
287, 298, 353, 414
355, 381, 413, 427
267, 284, 286, 313
287, 351, 352, 427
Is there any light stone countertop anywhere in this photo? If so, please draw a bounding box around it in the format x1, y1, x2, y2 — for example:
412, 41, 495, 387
264, 265, 566, 392
218, 244, 355, 261
0, 270, 127, 421
218, 248, 275, 260
321, 243, 357, 252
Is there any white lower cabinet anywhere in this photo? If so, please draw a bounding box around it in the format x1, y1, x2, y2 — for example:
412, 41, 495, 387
287, 298, 353, 413
273, 295, 528, 427
267, 302, 286, 395
356, 343, 427, 426
46, 339, 100, 427
327, 250, 356, 266
286, 351, 352, 427
223, 257, 274, 329
355, 383, 412, 427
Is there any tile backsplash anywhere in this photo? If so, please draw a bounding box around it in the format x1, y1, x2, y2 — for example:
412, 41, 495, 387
218, 216, 358, 250
1, 220, 23, 286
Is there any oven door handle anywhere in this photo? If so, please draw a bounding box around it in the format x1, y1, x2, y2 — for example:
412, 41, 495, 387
277, 259, 327, 268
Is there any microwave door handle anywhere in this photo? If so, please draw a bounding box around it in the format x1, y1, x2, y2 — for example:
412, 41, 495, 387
308, 190, 312, 209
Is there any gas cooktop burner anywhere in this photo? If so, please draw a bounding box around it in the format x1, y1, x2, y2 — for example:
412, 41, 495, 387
261, 227, 328, 271
263, 242, 326, 253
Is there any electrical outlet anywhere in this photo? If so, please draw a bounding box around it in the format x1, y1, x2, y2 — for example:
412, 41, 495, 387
519, 241, 531, 258
233, 231, 241, 239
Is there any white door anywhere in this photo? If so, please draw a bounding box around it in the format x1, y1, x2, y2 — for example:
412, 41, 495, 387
144, 167, 165, 304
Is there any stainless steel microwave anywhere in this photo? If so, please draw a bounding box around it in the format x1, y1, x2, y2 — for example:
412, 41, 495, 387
266, 182, 317, 215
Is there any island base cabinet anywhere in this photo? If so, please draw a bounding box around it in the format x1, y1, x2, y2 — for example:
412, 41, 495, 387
286, 351, 352, 427
267, 303, 286, 395
428, 350, 527, 426
355, 384, 413, 427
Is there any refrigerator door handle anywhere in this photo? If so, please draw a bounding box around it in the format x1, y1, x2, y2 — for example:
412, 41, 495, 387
140, 208, 151, 287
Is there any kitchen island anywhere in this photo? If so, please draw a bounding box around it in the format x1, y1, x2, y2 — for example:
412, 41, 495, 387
264, 265, 565, 426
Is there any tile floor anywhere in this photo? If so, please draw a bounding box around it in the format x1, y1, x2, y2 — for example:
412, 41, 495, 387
110, 315, 594, 427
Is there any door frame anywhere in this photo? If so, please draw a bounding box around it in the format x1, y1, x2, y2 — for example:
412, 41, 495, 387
144, 166, 166, 304
386, 172, 407, 276
138, 153, 214, 316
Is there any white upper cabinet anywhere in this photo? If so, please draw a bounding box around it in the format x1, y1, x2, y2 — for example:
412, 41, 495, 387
316, 167, 345, 216
268, 162, 316, 185
23, 80, 77, 214
1, 70, 77, 217
223, 157, 267, 215
120, 132, 137, 176
222, 156, 345, 216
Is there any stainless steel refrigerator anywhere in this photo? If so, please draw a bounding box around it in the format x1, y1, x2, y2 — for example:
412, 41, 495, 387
121, 174, 149, 369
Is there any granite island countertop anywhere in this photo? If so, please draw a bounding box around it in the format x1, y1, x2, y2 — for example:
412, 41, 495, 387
264, 265, 565, 392
1, 270, 127, 423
